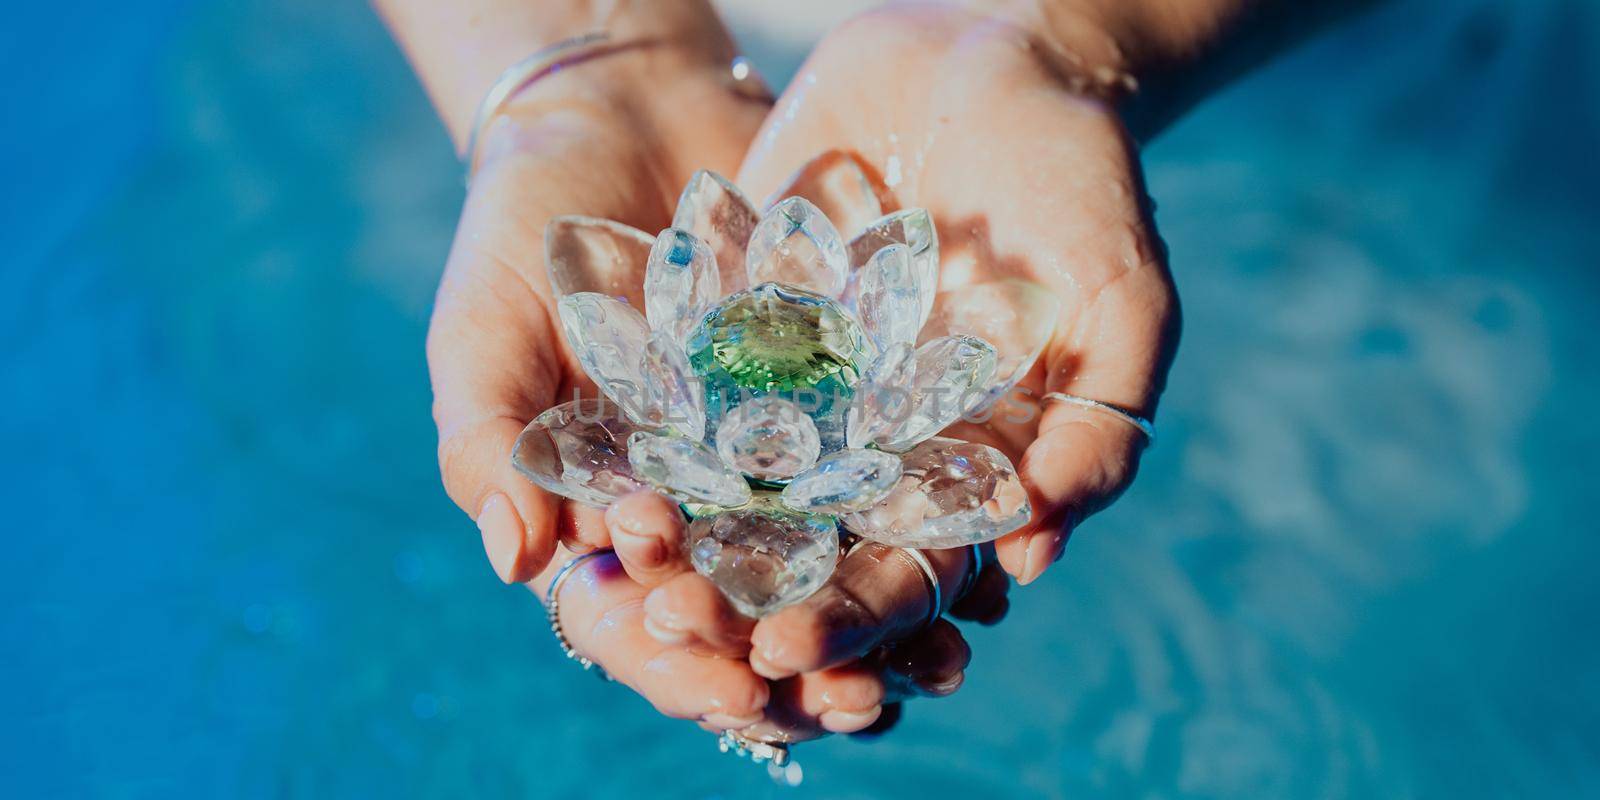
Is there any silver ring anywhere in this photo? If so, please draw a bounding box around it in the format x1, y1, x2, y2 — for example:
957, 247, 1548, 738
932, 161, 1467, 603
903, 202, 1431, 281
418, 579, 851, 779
543, 548, 613, 680
1041, 392, 1156, 444
846, 540, 942, 629
463, 31, 612, 185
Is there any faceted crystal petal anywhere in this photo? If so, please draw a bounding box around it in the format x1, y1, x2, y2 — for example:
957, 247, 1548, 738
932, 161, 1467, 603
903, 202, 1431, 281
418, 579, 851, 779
640, 332, 706, 441
768, 150, 883, 240
854, 243, 924, 353
627, 431, 752, 508
854, 335, 998, 453
672, 170, 758, 297
556, 293, 654, 424
644, 228, 721, 345
919, 279, 1060, 411
846, 342, 916, 450
746, 197, 850, 298
716, 396, 821, 481
511, 399, 648, 506
545, 216, 655, 311
688, 283, 870, 450
847, 209, 939, 325
840, 437, 1031, 548
780, 448, 904, 514
687, 496, 839, 617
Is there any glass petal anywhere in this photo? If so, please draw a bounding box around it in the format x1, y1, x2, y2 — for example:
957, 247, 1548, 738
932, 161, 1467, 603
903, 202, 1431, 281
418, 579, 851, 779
644, 228, 721, 345
840, 437, 1031, 548
715, 396, 821, 481
845, 342, 916, 450
556, 292, 653, 424
854, 243, 924, 353
847, 209, 939, 324
919, 279, 1060, 410
852, 335, 998, 453
640, 331, 706, 441
780, 448, 904, 514
627, 431, 752, 508
544, 216, 654, 311
769, 150, 883, 240
672, 170, 758, 297
687, 496, 839, 617
511, 399, 648, 506
746, 197, 850, 298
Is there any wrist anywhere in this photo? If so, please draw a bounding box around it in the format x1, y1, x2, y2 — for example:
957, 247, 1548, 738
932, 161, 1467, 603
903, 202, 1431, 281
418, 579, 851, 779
380, 0, 743, 149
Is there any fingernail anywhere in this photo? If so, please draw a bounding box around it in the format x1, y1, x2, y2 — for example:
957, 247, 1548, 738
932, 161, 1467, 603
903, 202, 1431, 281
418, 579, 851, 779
642, 616, 690, 646
476, 493, 524, 584
1020, 530, 1066, 585
919, 671, 964, 697
613, 527, 666, 567
820, 706, 883, 734
703, 712, 764, 730
748, 650, 791, 680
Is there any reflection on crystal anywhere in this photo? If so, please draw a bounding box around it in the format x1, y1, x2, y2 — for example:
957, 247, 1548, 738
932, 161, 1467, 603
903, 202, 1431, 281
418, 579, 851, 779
557, 292, 654, 424
645, 228, 721, 345
851, 336, 997, 452
855, 243, 924, 353
840, 437, 1030, 548
688, 282, 869, 449
847, 209, 939, 324
716, 396, 821, 481
919, 279, 1059, 411
746, 197, 850, 298
511, 399, 648, 506
845, 342, 915, 450
780, 448, 903, 514
673, 170, 757, 297
640, 332, 706, 441
688, 495, 839, 617
545, 216, 655, 311
628, 431, 752, 507
772, 150, 883, 239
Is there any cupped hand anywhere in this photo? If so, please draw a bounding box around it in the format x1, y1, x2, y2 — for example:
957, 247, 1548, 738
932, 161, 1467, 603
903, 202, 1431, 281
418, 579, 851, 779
430, 34, 765, 584
612, 3, 1179, 686
737, 5, 1180, 585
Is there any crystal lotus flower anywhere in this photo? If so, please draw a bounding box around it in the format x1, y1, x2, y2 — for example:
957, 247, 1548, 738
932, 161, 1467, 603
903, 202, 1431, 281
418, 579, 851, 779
513, 163, 1059, 617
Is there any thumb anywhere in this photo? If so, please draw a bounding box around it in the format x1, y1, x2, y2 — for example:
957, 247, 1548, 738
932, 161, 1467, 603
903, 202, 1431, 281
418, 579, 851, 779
427, 165, 568, 584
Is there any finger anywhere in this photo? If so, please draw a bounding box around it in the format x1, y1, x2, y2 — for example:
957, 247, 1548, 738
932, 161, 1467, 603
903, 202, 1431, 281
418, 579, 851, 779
799, 665, 887, 734
994, 398, 1150, 584
606, 490, 691, 587
642, 572, 755, 657
748, 543, 970, 679
733, 664, 887, 743
948, 556, 1011, 625
848, 701, 903, 739
881, 618, 970, 700
559, 503, 613, 554
539, 550, 769, 724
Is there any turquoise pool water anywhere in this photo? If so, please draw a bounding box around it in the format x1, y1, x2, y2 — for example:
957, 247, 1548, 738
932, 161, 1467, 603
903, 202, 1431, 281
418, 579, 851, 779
5, 0, 1598, 796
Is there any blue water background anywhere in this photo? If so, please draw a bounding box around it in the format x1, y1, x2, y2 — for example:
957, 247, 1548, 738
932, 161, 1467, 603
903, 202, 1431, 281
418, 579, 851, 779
3, 0, 1598, 796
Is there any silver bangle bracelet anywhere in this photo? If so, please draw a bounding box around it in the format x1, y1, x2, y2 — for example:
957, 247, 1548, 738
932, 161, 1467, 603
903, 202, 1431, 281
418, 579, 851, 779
462, 31, 613, 185
1041, 392, 1157, 443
